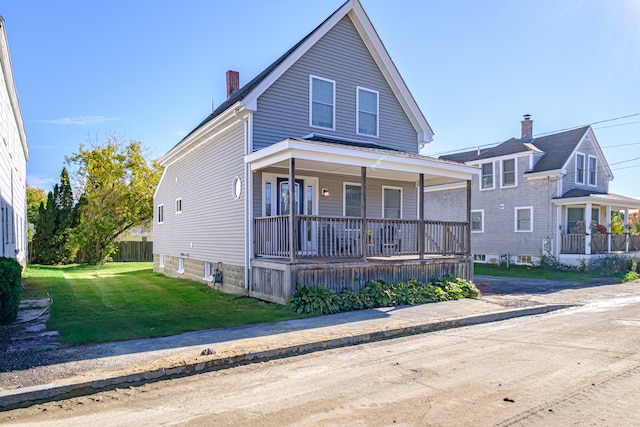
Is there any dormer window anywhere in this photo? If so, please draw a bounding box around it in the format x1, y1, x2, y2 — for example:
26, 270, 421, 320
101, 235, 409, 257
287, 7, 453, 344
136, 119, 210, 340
576, 153, 585, 184
310, 75, 335, 130
501, 158, 516, 187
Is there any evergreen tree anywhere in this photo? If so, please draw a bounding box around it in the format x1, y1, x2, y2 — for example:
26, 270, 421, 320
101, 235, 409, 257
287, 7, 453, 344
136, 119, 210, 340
32, 168, 79, 264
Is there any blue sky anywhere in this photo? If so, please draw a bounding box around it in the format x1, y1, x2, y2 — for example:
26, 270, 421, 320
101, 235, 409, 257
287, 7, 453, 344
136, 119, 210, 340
3, 0, 639, 197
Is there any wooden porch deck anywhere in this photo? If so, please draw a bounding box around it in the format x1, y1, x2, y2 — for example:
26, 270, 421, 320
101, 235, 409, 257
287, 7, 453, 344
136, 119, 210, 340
560, 233, 640, 255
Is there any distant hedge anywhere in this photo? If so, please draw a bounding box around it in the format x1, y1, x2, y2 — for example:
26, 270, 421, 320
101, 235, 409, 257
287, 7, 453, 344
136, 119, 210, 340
0, 257, 22, 324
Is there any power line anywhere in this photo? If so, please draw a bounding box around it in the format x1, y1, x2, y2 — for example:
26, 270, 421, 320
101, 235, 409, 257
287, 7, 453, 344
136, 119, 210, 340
424, 112, 640, 157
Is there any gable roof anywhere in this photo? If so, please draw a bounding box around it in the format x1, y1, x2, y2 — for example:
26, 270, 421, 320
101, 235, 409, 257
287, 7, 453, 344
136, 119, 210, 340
440, 126, 591, 175
166, 0, 432, 160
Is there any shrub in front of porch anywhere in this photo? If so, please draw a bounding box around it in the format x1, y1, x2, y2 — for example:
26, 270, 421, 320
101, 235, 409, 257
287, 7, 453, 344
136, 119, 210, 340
289, 276, 480, 315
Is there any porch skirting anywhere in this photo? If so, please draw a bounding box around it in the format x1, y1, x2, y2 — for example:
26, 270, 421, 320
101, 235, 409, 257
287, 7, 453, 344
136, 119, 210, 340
250, 256, 473, 305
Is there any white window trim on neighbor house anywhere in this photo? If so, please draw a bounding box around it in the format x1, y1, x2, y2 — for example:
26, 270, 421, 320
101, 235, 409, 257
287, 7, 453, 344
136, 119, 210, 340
575, 152, 586, 185
471, 209, 484, 233
382, 185, 403, 219
515, 206, 533, 232
176, 198, 183, 214
309, 75, 336, 130
157, 204, 164, 224
500, 158, 517, 188
204, 261, 213, 282
343, 182, 362, 217
356, 86, 379, 137
588, 154, 598, 187
178, 257, 185, 274
480, 162, 495, 190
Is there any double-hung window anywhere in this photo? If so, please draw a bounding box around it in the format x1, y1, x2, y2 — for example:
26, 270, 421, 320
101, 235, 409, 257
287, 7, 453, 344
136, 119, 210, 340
310, 75, 335, 129
588, 155, 597, 186
157, 204, 164, 224
344, 183, 361, 217
576, 153, 585, 184
481, 162, 494, 190
515, 207, 533, 232
176, 198, 182, 213
471, 210, 484, 233
357, 87, 378, 136
501, 158, 516, 187
383, 186, 402, 219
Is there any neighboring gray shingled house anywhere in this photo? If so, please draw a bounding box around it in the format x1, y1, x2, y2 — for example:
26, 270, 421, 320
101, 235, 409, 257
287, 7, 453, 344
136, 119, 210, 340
427, 115, 640, 266
153, 0, 477, 303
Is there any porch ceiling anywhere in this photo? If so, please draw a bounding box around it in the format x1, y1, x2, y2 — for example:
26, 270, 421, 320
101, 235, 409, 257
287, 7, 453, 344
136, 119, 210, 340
245, 138, 477, 185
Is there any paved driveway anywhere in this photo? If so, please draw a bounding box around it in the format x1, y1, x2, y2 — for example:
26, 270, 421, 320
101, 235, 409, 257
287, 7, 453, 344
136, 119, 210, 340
474, 274, 621, 295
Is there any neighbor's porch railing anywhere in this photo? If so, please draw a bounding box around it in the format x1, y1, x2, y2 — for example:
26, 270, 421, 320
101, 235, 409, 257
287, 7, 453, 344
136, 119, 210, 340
254, 215, 469, 259
561, 233, 640, 255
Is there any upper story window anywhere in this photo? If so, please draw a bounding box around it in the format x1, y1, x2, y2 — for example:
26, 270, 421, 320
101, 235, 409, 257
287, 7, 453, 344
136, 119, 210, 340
356, 87, 378, 137
383, 186, 402, 219
576, 153, 585, 184
344, 183, 361, 217
176, 198, 183, 214
501, 158, 516, 187
309, 75, 335, 130
471, 210, 484, 233
480, 162, 494, 190
157, 204, 164, 224
588, 155, 597, 186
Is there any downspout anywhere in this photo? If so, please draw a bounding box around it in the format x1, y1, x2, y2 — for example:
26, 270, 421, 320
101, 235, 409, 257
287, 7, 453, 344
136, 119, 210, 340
234, 108, 251, 291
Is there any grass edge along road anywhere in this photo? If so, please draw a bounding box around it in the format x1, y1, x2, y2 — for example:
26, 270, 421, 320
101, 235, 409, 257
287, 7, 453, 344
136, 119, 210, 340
23, 262, 306, 346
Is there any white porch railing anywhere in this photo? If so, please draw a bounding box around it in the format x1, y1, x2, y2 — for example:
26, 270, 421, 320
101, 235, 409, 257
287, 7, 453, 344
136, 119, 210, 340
561, 233, 640, 255
254, 216, 469, 259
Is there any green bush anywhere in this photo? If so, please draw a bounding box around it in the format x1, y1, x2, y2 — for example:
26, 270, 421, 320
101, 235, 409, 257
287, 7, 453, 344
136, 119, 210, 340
289, 275, 480, 315
0, 257, 22, 324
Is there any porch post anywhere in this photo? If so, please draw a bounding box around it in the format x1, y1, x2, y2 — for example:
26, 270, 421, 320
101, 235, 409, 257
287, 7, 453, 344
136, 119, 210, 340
556, 205, 562, 257
361, 166, 367, 262
289, 157, 297, 263
606, 205, 612, 253
466, 179, 472, 280
418, 174, 424, 260
585, 202, 592, 255
625, 207, 630, 253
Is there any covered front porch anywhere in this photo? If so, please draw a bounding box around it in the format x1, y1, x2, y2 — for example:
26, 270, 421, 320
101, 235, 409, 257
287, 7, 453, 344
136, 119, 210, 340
245, 138, 477, 304
555, 191, 640, 265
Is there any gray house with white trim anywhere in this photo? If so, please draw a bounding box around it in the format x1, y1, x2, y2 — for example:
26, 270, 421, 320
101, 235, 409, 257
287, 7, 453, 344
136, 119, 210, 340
427, 115, 640, 266
153, 0, 477, 303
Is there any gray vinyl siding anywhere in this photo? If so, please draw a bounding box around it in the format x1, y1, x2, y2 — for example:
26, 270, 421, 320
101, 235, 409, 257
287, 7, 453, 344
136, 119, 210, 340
562, 134, 609, 195
252, 16, 417, 153
154, 121, 245, 265
253, 168, 418, 220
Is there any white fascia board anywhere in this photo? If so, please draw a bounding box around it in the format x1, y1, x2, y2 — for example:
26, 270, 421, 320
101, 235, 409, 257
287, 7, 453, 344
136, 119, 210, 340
159, 104, 243, 167
525, 169, 564, 180
585, 126, 613, 179
348, 3, 433, 144
245, 139, 476, 180
153, 167, 167, 200
423, 182, 467, 192
0, 19, 28, 160
560, 127, 589, 172
241, 0, 433, 147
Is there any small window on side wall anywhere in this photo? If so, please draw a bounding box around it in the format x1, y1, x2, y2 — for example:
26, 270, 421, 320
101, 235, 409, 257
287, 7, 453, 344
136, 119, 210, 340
481, 162, 494, 190
157, 204, 164, 224
176, 198, 183, 213
471, 210, 484, 233
515, 207, 533, 232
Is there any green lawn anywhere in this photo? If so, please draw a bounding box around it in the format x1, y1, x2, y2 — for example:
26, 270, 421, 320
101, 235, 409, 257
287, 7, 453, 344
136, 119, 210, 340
474, 263, 614, 281
23, 262, 306, 346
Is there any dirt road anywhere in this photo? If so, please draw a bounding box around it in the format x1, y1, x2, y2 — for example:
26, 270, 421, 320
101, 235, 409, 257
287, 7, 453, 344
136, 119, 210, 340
3, 293, 640, 426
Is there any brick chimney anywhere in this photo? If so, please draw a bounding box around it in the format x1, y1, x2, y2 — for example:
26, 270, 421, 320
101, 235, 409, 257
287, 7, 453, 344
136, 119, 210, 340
521, 114, 533, 141
226, 70, 240, 98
